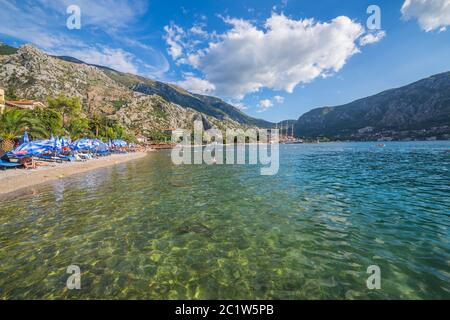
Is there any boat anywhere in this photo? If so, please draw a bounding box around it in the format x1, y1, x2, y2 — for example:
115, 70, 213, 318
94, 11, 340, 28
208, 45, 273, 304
284, 140, 304, 144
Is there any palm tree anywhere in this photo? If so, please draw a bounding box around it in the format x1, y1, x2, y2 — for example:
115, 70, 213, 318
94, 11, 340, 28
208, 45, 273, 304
67, 118, 89, 140
0, 109, 45, 151
89, 114, 103, 138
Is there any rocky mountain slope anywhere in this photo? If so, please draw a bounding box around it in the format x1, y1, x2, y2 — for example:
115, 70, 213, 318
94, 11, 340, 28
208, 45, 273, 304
0, 44, 271, 138
56, 51, 272, 127
295, 72, 450, 140
103, 71, 273, 128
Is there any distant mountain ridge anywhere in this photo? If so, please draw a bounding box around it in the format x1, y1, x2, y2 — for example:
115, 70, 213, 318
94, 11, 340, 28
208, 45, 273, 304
0, 42, 18, 56
295, 72, 450, 140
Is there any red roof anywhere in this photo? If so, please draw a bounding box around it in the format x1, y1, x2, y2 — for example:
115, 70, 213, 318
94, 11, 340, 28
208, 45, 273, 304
6, 100, 35, 105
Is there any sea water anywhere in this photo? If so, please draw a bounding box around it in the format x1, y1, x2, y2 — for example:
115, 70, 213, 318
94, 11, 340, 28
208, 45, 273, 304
0, 141, 449, 299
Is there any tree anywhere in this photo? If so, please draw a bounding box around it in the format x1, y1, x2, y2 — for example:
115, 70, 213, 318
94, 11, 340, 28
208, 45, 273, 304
89, 113, 103, 138
47, 94, 81, 129
87, 113, 126, 140
30, 107, 63, 137
67, 117, 90, 140
0, 109, 45, 151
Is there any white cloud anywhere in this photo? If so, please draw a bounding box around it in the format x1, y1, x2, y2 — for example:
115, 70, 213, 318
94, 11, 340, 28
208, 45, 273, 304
163, 22, 218, 64
176, 75, 216, 95
273, 95, 285, 104
190, 25, 208, 38
233, 102, 248, 110
401, 0, 450, 32
164, 24, 186, 60
121, 38, 170, 77
0, 0, 147, 41
257, 99, 274, 112
58, 47, 139, 74
0, 0, 168, 78
359, 30, 386, 45
0, 0, 83, 49
37, 0, 148, 30
166, 13, 383, 99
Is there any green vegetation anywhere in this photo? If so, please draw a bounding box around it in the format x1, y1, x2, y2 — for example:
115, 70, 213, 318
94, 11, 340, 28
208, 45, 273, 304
0, 94, 134, 147
0, 109, 46, 151
151, 103, 167, 119
47, 94, 82, 129
4, 87, 18, 100
144, 130, 171, 143
29, 107, 63, 137
112, 99, 128, 111
0, 43, 18, 56
0, 109, 45, 140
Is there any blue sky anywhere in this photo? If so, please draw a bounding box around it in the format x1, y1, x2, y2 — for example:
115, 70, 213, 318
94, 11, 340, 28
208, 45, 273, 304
1, 0, 450, 122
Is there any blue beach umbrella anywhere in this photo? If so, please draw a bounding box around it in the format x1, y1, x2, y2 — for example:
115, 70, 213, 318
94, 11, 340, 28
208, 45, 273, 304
91, 139, 100, 151
112, 139, 127, 147
70, 138, 95, 151
23, 131, 30, 143
94, 139, 109, 152
12, 140, 54, 157
54, 137, 62, 152
60, 137, 69, 147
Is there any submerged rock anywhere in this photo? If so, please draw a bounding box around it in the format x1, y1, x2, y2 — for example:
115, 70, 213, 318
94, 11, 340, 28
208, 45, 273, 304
175, 223, 213, 237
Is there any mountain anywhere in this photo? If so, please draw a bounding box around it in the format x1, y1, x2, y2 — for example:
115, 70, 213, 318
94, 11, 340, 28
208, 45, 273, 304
295, 72, 450, 140
55, 53, 273, 128
0, 42, 17, 56
0, 44, 272, 138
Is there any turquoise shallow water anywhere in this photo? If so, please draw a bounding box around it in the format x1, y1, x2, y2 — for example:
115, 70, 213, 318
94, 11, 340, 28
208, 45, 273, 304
0, 141, 449, 299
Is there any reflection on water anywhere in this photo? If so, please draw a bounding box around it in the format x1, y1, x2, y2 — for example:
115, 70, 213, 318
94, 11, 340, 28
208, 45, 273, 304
0, 142, 449, 299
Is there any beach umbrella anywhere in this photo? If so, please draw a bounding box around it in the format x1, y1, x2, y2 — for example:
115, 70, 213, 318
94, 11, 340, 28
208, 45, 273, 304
92, 139, 109, 152
61, 137, 69, 147
53, 137, 62, 152
70, 138, 95, 151
12, 140, 54, 157
23, 131, 30, 143
50, 134, 55, 141
112, 139, 127, 147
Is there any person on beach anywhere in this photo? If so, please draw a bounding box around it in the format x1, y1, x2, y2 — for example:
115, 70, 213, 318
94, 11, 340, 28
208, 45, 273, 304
19, 156, 36, 170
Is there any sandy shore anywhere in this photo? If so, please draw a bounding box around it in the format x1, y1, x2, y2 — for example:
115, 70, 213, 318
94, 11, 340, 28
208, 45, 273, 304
0, 152, 149, 197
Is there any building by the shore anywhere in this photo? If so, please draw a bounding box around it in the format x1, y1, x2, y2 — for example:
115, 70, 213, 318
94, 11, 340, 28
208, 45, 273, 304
0, 88, 46, 113
5, 100, 45, 110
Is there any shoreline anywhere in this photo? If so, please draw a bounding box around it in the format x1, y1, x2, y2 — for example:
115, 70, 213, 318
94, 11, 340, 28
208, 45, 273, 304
0, 152, 149, 198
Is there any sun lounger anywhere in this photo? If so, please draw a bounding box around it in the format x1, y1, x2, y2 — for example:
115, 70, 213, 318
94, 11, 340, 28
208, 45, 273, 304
78, 153, 93, 160
0, 160, 23, 170
37, 155, 64, 163
37, 155, 77, 163
95, 151, 111, 157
